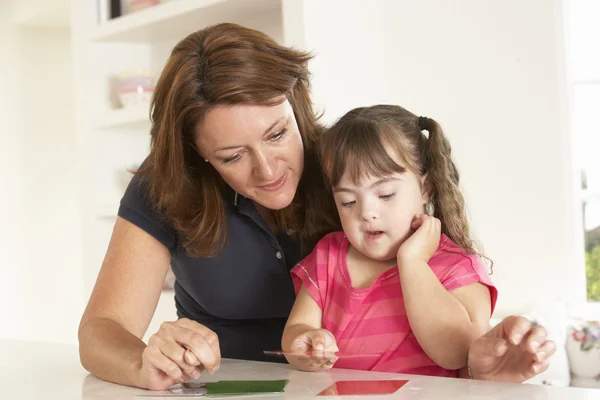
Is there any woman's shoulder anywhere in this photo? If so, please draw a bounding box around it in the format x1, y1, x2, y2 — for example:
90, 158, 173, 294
118, 161, 178, 252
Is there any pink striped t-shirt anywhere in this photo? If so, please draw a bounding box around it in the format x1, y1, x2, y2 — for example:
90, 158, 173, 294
290, 231, 498, 377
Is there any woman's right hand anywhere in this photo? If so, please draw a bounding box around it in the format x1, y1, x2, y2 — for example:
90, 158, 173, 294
286, 329, 339, 372
139, 318, 221, 391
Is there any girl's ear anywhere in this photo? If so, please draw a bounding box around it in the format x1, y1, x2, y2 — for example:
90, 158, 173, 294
420, 173, 432, 204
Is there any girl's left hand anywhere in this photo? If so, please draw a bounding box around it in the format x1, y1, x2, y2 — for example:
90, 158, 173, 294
397, 214, 441, 267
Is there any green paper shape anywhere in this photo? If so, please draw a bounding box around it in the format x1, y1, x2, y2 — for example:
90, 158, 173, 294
205, 380, 288, 395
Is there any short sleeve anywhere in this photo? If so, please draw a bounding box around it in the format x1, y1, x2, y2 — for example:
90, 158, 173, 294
430, 244, 498, 315
118, 171, 178, 253
290, 232, 342, 310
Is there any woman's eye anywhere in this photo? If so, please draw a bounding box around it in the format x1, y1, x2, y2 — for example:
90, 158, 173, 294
223, 154, 241, 164
379, 193, 396, 201
341, 200, 356, 208
270, 128, 288, 142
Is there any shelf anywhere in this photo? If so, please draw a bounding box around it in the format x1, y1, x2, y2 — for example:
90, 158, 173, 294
91, 0, 282, 43
93, 105, 151, 130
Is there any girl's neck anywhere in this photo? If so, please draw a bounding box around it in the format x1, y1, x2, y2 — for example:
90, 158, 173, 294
345, 243, 397, 289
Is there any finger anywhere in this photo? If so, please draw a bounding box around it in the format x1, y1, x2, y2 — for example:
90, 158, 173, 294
531, 359, 550, 375
185, 349, 201, 366
411, 215, 424, 230
177, 320, 222, 363
160, 337, 202, 378
326, 354, 339, 366
175, 321, 221, 373
306, 330, 325, 350
329, 342, 340, 353
316, 356, 336, 370
184, 350, 205, 378
499, 315, 532, 345
145, 344, 185, 382
534, 340, 556, 362
522, 325, 548, 353
310, 335, 327, 351
174, 328, 221, 374
291, 336, 311, 351
307, 330, 336, 351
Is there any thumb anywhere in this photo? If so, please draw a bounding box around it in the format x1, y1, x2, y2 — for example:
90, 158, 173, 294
469, 336, 508, 366
306, 329, 335, 351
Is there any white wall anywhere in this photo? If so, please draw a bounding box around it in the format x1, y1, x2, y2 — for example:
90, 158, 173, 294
293, 0, 582, 315
0, 1, 84, 344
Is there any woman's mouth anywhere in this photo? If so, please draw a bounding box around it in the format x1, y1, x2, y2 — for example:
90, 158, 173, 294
258, 172, 287, 191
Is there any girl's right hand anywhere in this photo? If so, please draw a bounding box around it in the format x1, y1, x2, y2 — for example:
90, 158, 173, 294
138, 318, 221, 391
287, 329, 339, 371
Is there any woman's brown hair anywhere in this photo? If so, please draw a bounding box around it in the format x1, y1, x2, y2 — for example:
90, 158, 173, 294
320, 104, 478, 255
138, 23, 337, 257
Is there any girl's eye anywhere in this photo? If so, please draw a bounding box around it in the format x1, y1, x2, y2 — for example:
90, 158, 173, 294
341, 200, 356, 208
223, 154, 241, 164
270, 128, 288, 142
379, 193, 396, 201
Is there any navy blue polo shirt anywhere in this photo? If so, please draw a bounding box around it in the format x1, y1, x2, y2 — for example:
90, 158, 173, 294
118, 172, 301, 361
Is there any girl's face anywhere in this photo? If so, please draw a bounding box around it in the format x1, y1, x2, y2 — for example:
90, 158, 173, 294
195, 98, 304, 211
333, 165, 428, 262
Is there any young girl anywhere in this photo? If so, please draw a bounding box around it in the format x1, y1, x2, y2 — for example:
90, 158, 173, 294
282, 105, 498, 377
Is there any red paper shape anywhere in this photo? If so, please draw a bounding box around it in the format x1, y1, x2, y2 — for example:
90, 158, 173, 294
317, 379, 409, 396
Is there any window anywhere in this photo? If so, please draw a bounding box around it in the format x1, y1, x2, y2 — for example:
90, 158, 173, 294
567, 0, 600, 301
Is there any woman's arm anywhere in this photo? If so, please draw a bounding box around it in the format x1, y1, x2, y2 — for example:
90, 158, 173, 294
398, 260, 491, 370
79, 217, 220, 390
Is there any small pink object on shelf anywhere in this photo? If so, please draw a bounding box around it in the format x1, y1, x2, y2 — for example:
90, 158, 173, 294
127, 0, 160, 13
116, 69, 155, 108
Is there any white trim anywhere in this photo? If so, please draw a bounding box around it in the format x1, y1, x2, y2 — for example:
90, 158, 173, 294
297, 263, 319, 291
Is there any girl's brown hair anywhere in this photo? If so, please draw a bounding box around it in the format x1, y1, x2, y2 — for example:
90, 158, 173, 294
320, 104, 478, 255
138, 23, 337, 257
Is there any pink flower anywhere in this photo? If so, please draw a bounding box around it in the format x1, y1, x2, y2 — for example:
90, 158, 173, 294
573, 330, 587, 342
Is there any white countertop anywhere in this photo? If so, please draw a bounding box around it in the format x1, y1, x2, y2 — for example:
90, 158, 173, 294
2, 339, 599, 399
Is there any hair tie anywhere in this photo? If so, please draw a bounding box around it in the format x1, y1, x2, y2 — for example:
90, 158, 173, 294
418, 116, 429, 131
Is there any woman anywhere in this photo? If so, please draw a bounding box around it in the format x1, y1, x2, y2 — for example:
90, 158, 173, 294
78, 23, 555, 391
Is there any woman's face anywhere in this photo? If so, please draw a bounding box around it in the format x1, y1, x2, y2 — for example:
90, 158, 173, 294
195, 98, 304, 211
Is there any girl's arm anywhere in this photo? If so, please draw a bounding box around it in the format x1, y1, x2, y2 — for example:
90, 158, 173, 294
282, 286, 323, 348
398, 260, 491, 370
282, 286, 338, 371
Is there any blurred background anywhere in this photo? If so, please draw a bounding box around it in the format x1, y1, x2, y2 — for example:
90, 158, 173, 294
0, 0, 599, 384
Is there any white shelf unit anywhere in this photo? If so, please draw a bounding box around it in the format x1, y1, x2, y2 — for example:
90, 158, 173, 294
71, 0, 293, 302
90, 0, 282, 43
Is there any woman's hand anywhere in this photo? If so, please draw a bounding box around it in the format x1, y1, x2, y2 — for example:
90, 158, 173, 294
138, 318, 221, 391
286, 329, 339, 372
467, 316, 556, 382
397, 214, 441, 267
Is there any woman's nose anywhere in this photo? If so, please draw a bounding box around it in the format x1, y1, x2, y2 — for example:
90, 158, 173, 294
253, 150, 275, 181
